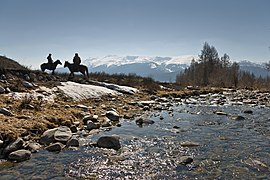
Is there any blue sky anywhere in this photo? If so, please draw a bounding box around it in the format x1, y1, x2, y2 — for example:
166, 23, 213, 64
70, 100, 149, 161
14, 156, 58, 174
0, 0, 269, 68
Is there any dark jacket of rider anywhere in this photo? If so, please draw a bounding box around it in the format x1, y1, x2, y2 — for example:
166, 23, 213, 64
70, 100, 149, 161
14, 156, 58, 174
73, 53, 81, 66
47, 54, 54, 64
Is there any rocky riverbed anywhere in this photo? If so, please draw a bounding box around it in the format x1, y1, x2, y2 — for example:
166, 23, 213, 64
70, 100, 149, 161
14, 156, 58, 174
0, 75, 270, 179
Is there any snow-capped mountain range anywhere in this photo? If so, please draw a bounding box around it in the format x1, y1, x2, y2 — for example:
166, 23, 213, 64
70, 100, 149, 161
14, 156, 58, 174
82, 55, 195, 82
56, 55, 270, 82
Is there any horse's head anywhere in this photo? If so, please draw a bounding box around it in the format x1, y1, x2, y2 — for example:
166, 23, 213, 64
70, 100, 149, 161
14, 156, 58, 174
55, 59, 62, 65
64, 61, 69, 68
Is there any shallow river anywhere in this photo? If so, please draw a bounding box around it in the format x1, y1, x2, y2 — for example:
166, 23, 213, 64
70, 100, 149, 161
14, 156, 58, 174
1, 104, 270, 179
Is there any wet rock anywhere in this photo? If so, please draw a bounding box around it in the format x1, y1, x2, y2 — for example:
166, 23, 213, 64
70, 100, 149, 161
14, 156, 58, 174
180, 141, 200, 147
66, 137, 79, 147
26, 142, 41, 153
106, 111, 120, 121
5, 87, 11, 93
243, 110, 253, 114
173, 125, 180, 129
215, 111, 228, 116
39, 128, 58, 145
76, 104, 90, 111
0, 108, 14, 116
179, 156, 193, 165
45, 142, 65, 152
64, 105, 70, 108
143, 106, 150, 111
22, 81, 33, 88
3, 138, 24, 155
86, 121, 100, 131
82, 115, 98, 124
0, 140, 3, 148
135, 118, 155, 127
24, 74, 30, 81
70, 125, 77, 133
231, 115, 245, 121
8, 149, 31, 162
1, 74, 7, 80
54, 126, 72, 143
243, 158, 270, 172
97, 135, 121, 150
0, 86, 5, 93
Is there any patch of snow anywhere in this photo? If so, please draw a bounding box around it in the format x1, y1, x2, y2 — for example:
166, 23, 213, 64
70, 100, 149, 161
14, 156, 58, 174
57, 81, 120, 101
7, 86, 56, 103
92, 81, 138, 95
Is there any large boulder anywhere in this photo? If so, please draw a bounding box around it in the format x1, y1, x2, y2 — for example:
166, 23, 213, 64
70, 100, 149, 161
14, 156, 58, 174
97, 135, 121, 150
8, 149, 31, 162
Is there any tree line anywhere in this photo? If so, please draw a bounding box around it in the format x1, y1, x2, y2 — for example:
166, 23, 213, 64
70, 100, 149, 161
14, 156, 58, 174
176, 42, 270, 89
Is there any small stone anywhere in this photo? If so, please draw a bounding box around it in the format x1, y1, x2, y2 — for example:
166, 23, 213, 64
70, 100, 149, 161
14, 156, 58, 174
76, 104, 90, 111
0, 108, 14, 116
70, 125, 77, 133
22, 81, 33, 88
181, 141, 200, 147
106, 111, 120, 121
0, 140, 4, 148
26, 142, 41, 153
135, 118, 155, 127
243, 110, 253, 114
64, 105, 71, 109
82, 115, 98, 124
66, 137, 79, 147
179, 156, 193, 165
8, 149, 31, 162
215, 111, 228, 116
143, 106, 150, 111
1, 74, 7, 80
86, 121, 100, 131
231, 115, 245, 121
0, 86, 5, 93
45, 142, 64, 152
97, 135, 121, 150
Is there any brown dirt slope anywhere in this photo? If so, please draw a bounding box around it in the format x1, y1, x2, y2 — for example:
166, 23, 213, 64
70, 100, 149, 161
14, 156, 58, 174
0, 56, 29, 71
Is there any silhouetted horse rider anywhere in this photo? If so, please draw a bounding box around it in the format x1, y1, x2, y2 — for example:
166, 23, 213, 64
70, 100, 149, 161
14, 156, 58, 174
73, 53, 81, 71
47, 53, 54, 64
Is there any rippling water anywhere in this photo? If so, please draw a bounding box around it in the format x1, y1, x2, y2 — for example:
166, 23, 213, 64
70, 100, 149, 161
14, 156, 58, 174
1, 104, 269, 179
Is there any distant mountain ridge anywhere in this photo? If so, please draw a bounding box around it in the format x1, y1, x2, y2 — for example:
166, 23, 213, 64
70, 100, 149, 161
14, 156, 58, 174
82, 55, 195, 82
56, 55, 270, 82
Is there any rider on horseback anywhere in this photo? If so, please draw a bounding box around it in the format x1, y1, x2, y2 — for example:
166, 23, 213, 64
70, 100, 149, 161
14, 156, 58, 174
47, 53, 54, 64
73, 53, 81, 71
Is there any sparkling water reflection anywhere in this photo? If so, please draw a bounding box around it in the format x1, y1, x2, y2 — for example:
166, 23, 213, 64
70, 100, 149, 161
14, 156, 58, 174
0, 104, 269, 179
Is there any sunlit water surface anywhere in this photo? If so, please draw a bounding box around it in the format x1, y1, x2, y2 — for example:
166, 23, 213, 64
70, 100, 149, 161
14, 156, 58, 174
0, 104, 269, 179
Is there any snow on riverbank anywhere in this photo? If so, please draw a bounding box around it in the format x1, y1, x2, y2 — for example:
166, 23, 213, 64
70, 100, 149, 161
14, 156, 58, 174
7, 81, 138, 102
57, 81, 119, 101
57, 81, 138, 101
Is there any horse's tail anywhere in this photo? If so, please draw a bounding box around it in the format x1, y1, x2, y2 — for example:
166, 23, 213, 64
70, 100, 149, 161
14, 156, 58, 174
85, 66, 89, 78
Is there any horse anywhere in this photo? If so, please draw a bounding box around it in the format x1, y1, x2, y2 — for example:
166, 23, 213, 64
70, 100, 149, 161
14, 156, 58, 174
64, 61, 89, 78
40, 59, 62, 75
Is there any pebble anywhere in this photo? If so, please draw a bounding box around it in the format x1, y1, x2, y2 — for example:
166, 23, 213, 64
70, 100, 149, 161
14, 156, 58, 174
3, 138, 24, 156
45, 142, 65, 152
0, 108, 14, 116
106, 111, 120, 121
